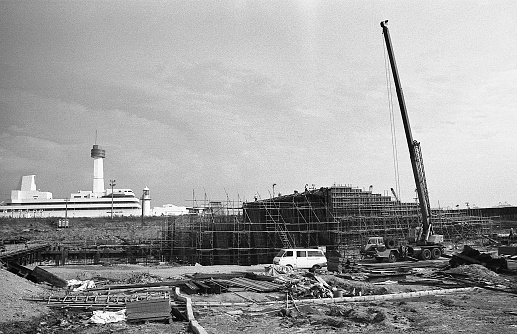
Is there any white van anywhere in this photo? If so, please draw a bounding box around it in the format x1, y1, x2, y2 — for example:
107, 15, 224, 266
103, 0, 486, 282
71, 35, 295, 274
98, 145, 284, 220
273, 248, 327, 270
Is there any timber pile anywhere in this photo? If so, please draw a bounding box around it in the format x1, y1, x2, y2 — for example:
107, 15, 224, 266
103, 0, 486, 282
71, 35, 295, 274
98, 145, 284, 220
229, 277, 283, 292
126, 299, 173, 324
28, 289, 174, 310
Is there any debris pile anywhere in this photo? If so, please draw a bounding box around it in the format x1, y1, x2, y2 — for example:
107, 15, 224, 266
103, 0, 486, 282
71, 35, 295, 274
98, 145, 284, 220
442, 263, 514, 289
446, 264, 500, 280
265, 264, 293, 276
124, 272, 164, 284
287, 276, 333, 299
449, 245, 508, 272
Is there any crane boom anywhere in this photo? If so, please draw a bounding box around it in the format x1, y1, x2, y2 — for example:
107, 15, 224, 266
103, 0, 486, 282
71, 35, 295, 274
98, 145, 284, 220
380, 20, 432, 242
390, 188, 400, 203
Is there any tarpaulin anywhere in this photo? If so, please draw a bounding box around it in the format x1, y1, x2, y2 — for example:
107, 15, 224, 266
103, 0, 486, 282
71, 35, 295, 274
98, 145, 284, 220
90, 309, 126, 324
67, 279, 96, 291
264, 264, 293, 276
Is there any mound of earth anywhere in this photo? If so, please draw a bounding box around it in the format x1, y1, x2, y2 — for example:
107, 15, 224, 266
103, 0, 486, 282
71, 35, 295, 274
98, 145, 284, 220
0, 268, 51, 323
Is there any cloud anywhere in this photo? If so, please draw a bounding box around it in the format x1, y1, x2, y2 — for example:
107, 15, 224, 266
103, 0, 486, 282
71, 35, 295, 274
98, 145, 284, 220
148, 61, 294, 114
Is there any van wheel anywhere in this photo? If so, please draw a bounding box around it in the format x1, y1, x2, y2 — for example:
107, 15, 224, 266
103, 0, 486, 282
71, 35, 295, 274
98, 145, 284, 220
309, 264, 321, 273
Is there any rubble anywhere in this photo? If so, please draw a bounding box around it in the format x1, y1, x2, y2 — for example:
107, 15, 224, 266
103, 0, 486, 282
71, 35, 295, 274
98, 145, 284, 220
449, 245, 508, 272
287, 276, 333, 299
446, 264, 500, 280
3, 240, 517, 333
124, 272, 164, 284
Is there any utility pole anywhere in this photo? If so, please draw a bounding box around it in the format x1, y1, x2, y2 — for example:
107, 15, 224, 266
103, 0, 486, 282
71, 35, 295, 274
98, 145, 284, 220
65, 198, 68, 220
109, 179, 116, 219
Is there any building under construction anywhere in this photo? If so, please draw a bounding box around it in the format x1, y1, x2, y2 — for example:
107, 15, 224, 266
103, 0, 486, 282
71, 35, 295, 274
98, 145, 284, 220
160, 184, 494, 265
8, 183, 497, 267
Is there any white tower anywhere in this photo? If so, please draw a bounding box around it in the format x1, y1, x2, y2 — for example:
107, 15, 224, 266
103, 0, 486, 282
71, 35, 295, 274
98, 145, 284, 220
142, 187, 151, 216
91, 145, 106, 195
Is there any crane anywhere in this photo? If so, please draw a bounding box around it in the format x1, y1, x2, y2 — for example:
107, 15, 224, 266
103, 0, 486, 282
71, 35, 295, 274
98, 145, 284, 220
390, 188, 400, 203
361, 21, 444, 262
380, 20, 432, 242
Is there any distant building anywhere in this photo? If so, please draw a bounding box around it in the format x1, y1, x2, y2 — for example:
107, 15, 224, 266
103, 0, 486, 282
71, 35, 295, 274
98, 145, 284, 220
153, 204, 189, 216
141, 187, 152, 216
0, 144, 144, 218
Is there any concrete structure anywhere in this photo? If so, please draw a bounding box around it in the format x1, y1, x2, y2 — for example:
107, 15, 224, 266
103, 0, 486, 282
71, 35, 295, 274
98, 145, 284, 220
142, 187, 151, 216
10, 175, 52, 201
91, 145, 106, 195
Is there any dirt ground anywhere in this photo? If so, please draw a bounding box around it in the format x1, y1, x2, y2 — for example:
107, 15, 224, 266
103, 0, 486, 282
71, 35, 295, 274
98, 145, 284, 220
191, 290, 517, 334
36, 263, 269, 281
2, 262, 517, 334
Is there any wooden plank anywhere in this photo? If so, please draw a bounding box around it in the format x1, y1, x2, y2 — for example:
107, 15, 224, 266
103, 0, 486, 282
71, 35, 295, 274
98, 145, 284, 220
127, 317, 171, 324
31, 266, 67, 288
126, 299, 171, 323
88, 280, 187, 291
127, 312, 170, 319
230, 277, 282, 292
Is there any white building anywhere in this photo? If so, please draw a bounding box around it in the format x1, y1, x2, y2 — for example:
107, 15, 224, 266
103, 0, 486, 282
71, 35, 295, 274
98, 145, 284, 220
0, 144, 144, 218
152, 204, 189, 216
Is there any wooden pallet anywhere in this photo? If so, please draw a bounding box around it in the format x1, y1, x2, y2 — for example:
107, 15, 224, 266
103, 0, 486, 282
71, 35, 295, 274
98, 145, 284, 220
126, 299, 172, 324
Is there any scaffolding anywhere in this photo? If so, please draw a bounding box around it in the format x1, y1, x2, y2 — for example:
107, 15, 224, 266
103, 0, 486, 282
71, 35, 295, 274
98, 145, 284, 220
161, 185, 494, 265
46, 185, 494, 266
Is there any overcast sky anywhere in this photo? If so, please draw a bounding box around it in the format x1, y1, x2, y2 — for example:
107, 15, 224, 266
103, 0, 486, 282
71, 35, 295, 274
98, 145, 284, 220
1, 1, 515, 209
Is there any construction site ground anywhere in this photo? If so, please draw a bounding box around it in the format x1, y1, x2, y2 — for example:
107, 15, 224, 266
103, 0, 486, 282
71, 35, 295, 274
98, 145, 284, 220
2, 258, 517, 334
2, 218, 517, 333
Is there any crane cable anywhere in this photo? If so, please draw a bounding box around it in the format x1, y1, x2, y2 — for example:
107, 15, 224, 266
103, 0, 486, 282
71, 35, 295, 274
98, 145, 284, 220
382, 35, 402, 203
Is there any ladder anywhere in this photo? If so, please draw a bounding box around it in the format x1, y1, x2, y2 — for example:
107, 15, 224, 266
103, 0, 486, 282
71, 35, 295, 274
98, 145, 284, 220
276, 224, 292, 249
263, 201, 293, 249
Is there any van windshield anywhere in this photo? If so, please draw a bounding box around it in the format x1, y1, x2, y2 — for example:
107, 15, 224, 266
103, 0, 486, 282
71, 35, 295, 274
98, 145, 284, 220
276, 250, 286, 257
275, 250, 293, 257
